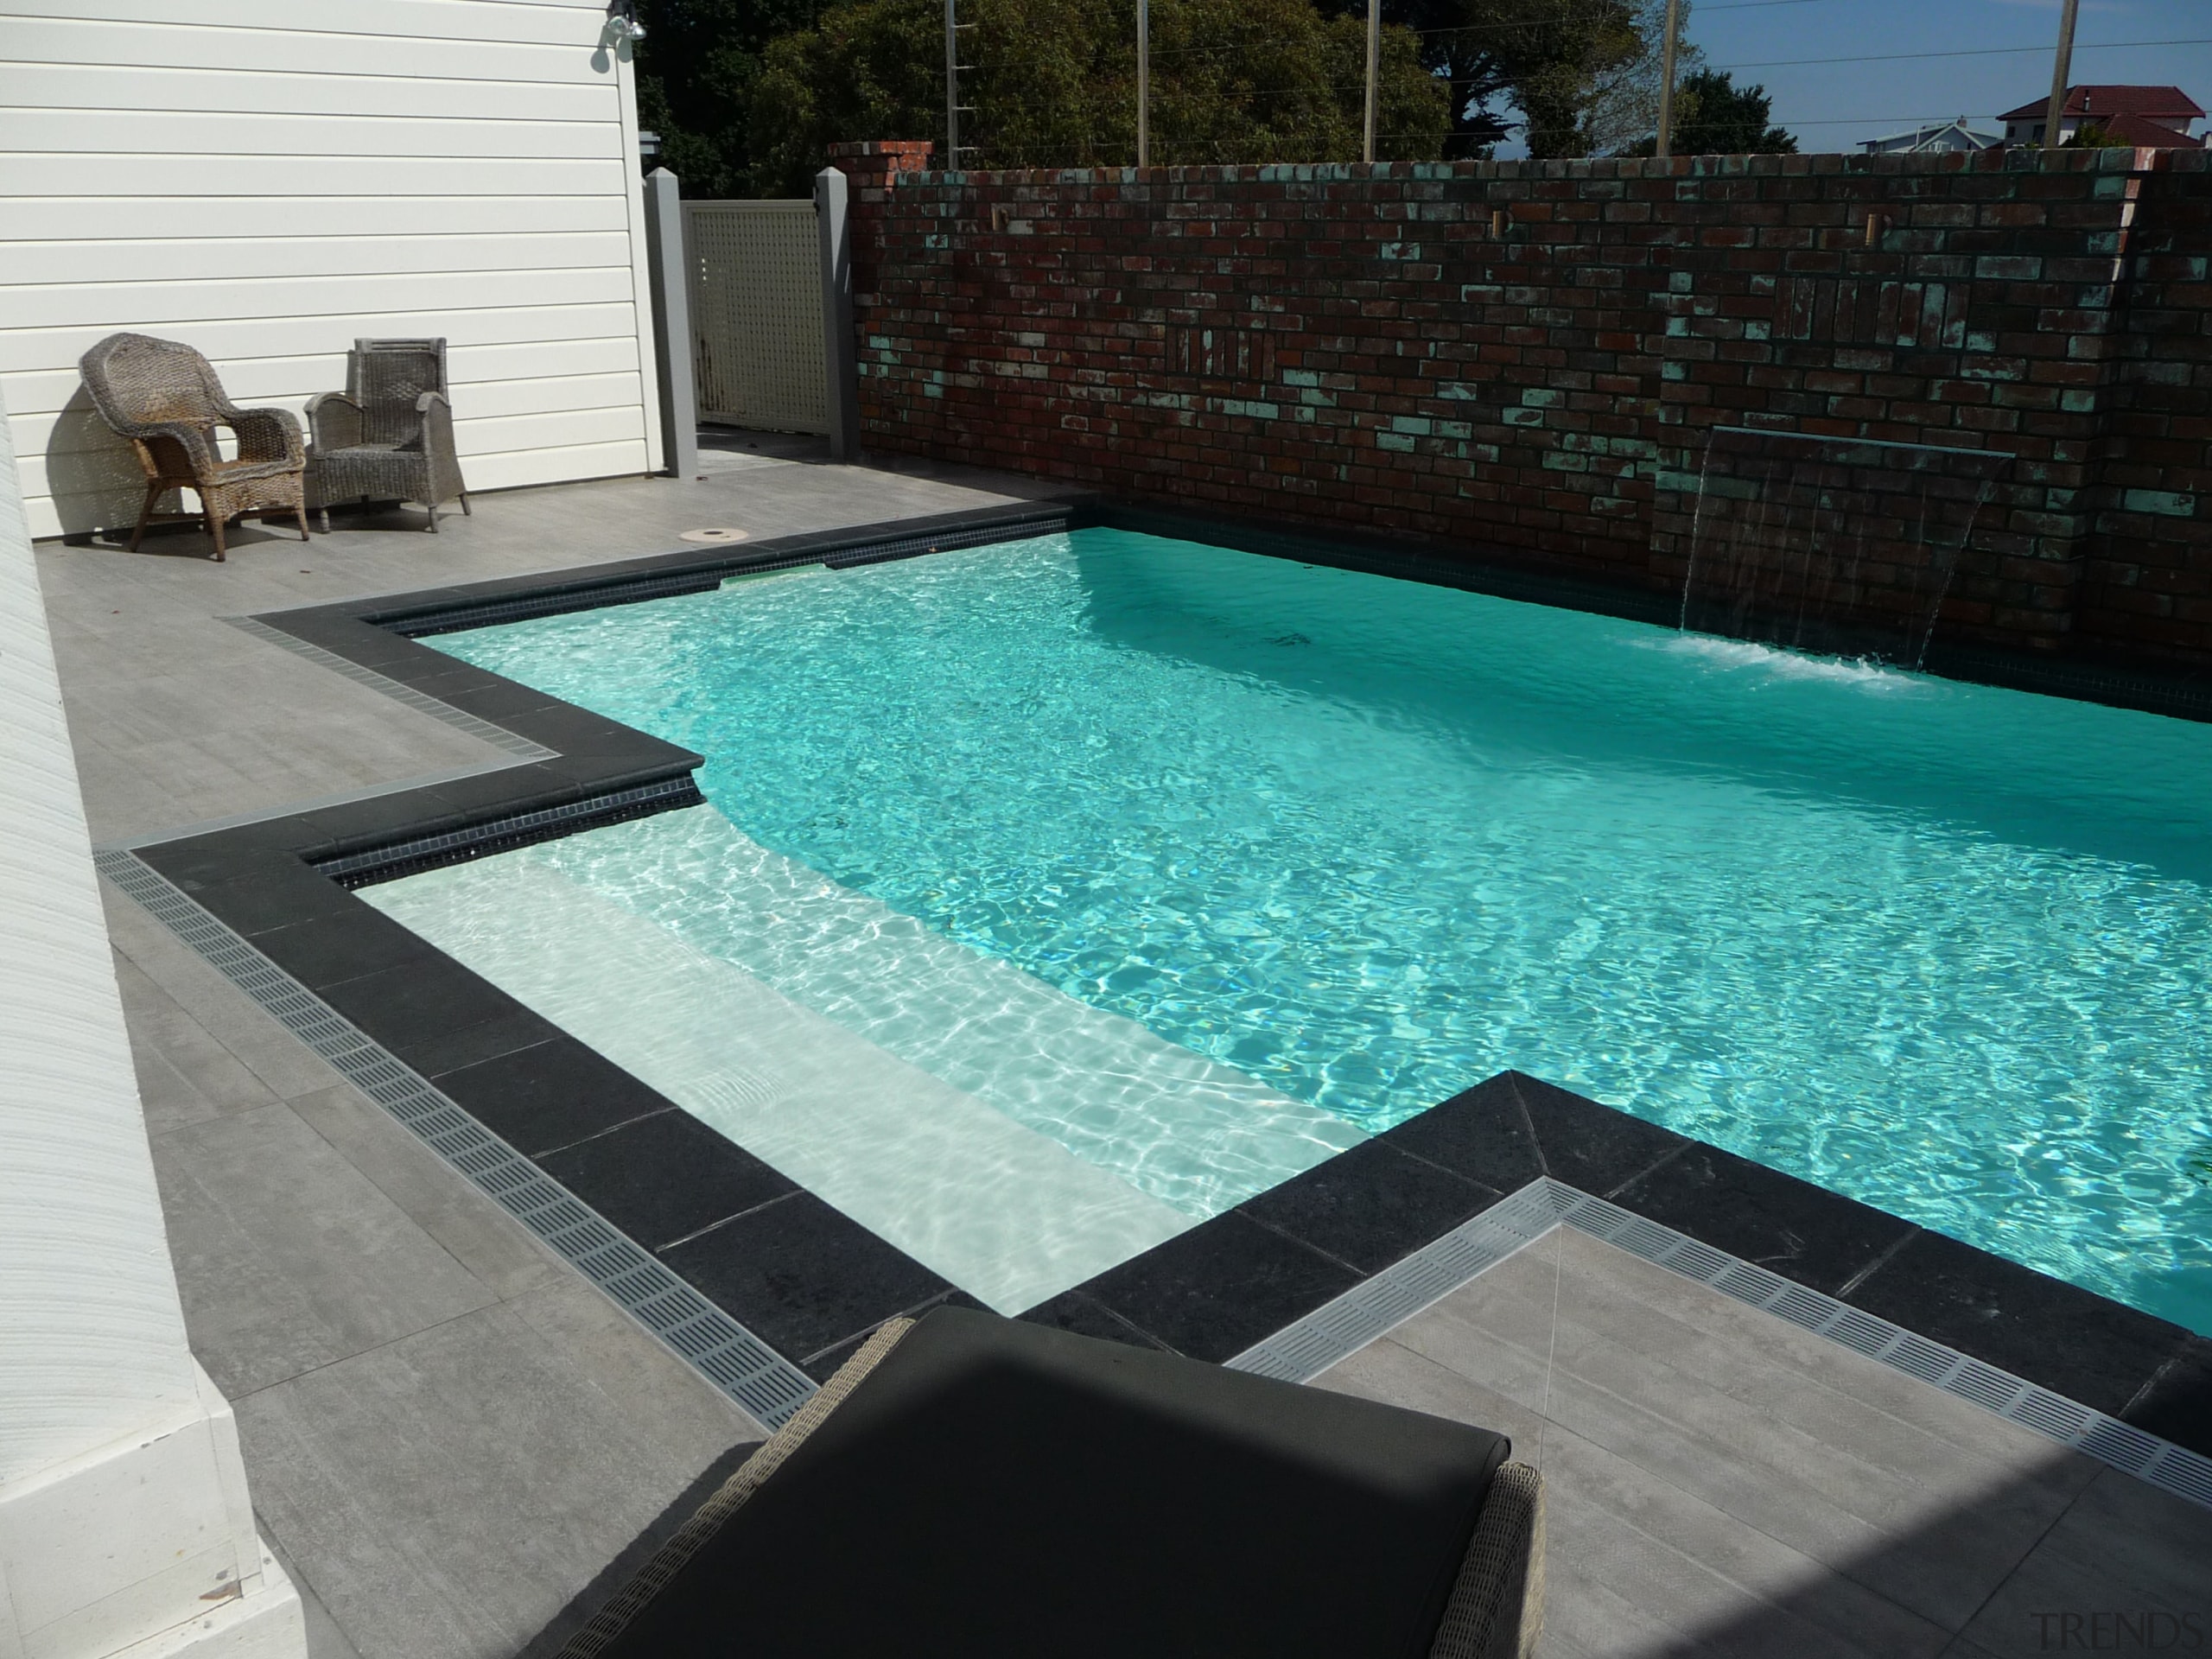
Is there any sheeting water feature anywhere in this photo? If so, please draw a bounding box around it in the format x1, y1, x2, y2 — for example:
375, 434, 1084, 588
1681, 427, 2012, 667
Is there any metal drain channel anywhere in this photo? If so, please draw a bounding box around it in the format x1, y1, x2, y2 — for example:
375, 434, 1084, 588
222, 615, 556, 760
1230, 1176, 2212, 1512
97, 848, 817, 1429
1227, 1180, 1561, 1385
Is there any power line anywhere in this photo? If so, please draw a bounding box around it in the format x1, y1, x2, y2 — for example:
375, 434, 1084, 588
1712, 37, 2212, 73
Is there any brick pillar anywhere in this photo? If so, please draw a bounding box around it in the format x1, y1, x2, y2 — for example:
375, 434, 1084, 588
827, 142, 935, 435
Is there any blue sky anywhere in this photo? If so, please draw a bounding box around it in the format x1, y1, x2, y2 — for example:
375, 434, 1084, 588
1682, 0, 2212, 149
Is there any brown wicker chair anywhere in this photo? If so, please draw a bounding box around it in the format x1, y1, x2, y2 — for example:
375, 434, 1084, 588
78, 332, 310, 563
306, 338, 471, 532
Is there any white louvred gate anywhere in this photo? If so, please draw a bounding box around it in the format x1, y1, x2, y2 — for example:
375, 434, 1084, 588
683, 200, 830, 435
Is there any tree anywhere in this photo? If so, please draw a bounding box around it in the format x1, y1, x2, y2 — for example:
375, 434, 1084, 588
747, 0, 1450, 194
634, 0, 839, 197
1326, 0, 1643, 160
2065, 123, 2134, 149
1638, 67, 1795, 155
1583, 0, 1706, 158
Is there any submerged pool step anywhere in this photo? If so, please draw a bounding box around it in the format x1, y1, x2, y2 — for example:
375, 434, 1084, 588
518, 806, 1366, 1221
365, 855, 1204, 1314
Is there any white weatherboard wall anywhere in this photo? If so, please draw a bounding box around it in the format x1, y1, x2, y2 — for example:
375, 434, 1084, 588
0, 0, 663, 541
0, 388, 303, 1655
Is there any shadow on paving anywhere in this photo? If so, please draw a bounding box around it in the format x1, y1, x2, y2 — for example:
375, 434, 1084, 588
1670, 1464, 2212, 1659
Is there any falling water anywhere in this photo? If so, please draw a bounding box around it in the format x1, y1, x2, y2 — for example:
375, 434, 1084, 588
1680, 427, 2012, 668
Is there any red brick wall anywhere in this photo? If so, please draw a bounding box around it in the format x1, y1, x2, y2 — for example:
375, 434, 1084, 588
833, 141, 2212, 667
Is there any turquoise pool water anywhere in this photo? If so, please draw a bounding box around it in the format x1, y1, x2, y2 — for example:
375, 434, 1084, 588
425, 529, 2212, 1332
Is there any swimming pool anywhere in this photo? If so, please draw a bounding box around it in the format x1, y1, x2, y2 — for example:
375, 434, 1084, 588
368, 528, 2212, 1332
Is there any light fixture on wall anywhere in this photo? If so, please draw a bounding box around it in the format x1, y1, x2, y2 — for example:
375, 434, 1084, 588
607, 0, 646, 41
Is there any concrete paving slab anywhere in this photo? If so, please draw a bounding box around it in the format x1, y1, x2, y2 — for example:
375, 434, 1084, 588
153, 1101, 499, 1397
235, 1294, 755, 1659
284, 1081, 569, 1306
1317, 1227, 2206, 1657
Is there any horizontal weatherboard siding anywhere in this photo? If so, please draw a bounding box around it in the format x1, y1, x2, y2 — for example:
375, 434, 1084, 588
1, 0, 658, 540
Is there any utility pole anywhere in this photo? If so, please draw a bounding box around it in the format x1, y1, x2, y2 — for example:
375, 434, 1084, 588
1137, 0, 1149, 167
2043, 0, 2080, 148
1654, 0, 1681, 158
944, 0, 961, 168
1363, 0, 1379, 164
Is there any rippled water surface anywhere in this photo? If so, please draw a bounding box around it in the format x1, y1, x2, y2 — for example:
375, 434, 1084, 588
434, 530, 2212, 1332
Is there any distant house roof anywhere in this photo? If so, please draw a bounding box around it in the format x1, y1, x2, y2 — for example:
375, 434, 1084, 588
1860, 119, 2003, 154
2089, 112, 2203, 148
1998, 86, 2205, 124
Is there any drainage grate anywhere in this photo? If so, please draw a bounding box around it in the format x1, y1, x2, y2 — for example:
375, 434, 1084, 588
1230, 1174, 2212, 1512
1226, 1180, 1560, 1384
223, 615, 556, 759
313, 777, 704, 887
96, 849, 817, 1429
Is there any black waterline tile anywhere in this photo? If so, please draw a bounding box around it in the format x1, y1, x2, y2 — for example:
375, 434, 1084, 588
137, 817, 329, 887
250, 906, 443, 992
536, 1109, 796, 1250
433, 1037, 671, 1156
1509, 1071, 1688, 1198
382, 1003, 563, 1082
1611, 1142, 1918, 1299
659, 1192, 951, 1366
316, 954, 536, 1047
2123, 1337, 2212, 1457
181, 862, 358, 937
1018, 1289, 1173, 1352
1371, 1074, 1547, 1197
800, 1289, 991, 1382
297, 792, 467, 858
1843, 1228, 2197, 1421
1239, 1137, 1503, 1276
1074, 1211, 1363, 1363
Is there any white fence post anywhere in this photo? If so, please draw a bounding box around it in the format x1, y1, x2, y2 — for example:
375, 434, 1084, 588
816, 167, 862, 464
643, 167, 699, 480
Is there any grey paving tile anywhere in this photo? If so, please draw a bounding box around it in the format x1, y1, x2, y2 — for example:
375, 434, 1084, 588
1535, 1424, 1951, 1659
110, 923, 346, 1102
1415, 1231, 2094, 1493
1383, 1236, 2085, 1631
115, 950, 283, 1123
262, 1532, 365, 1659
130, 1031, 227, 1138
238, 1296, 754, 1659
1315, 1333, 1550, 1453
152, 1102, 496, 1396
502, 1273, 766, 1445
1958, 1469, 2212, 1658
283, 1082, 567, 1305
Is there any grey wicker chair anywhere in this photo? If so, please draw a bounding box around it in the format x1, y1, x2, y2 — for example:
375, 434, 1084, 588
78, 332, 310, 563
306, 338, 472, 532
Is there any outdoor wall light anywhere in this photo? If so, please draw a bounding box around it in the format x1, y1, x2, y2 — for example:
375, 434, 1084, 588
607, 1, 646, 42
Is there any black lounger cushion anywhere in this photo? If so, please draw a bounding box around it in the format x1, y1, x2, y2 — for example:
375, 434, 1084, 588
597, 1306, 1510, 1657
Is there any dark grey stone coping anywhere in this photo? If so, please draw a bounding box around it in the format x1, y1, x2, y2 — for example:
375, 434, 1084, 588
118, 499, 2212, 1462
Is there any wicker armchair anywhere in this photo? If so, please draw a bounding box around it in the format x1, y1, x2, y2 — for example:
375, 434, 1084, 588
78, 332, 309, 563
306, 338, 472, 532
